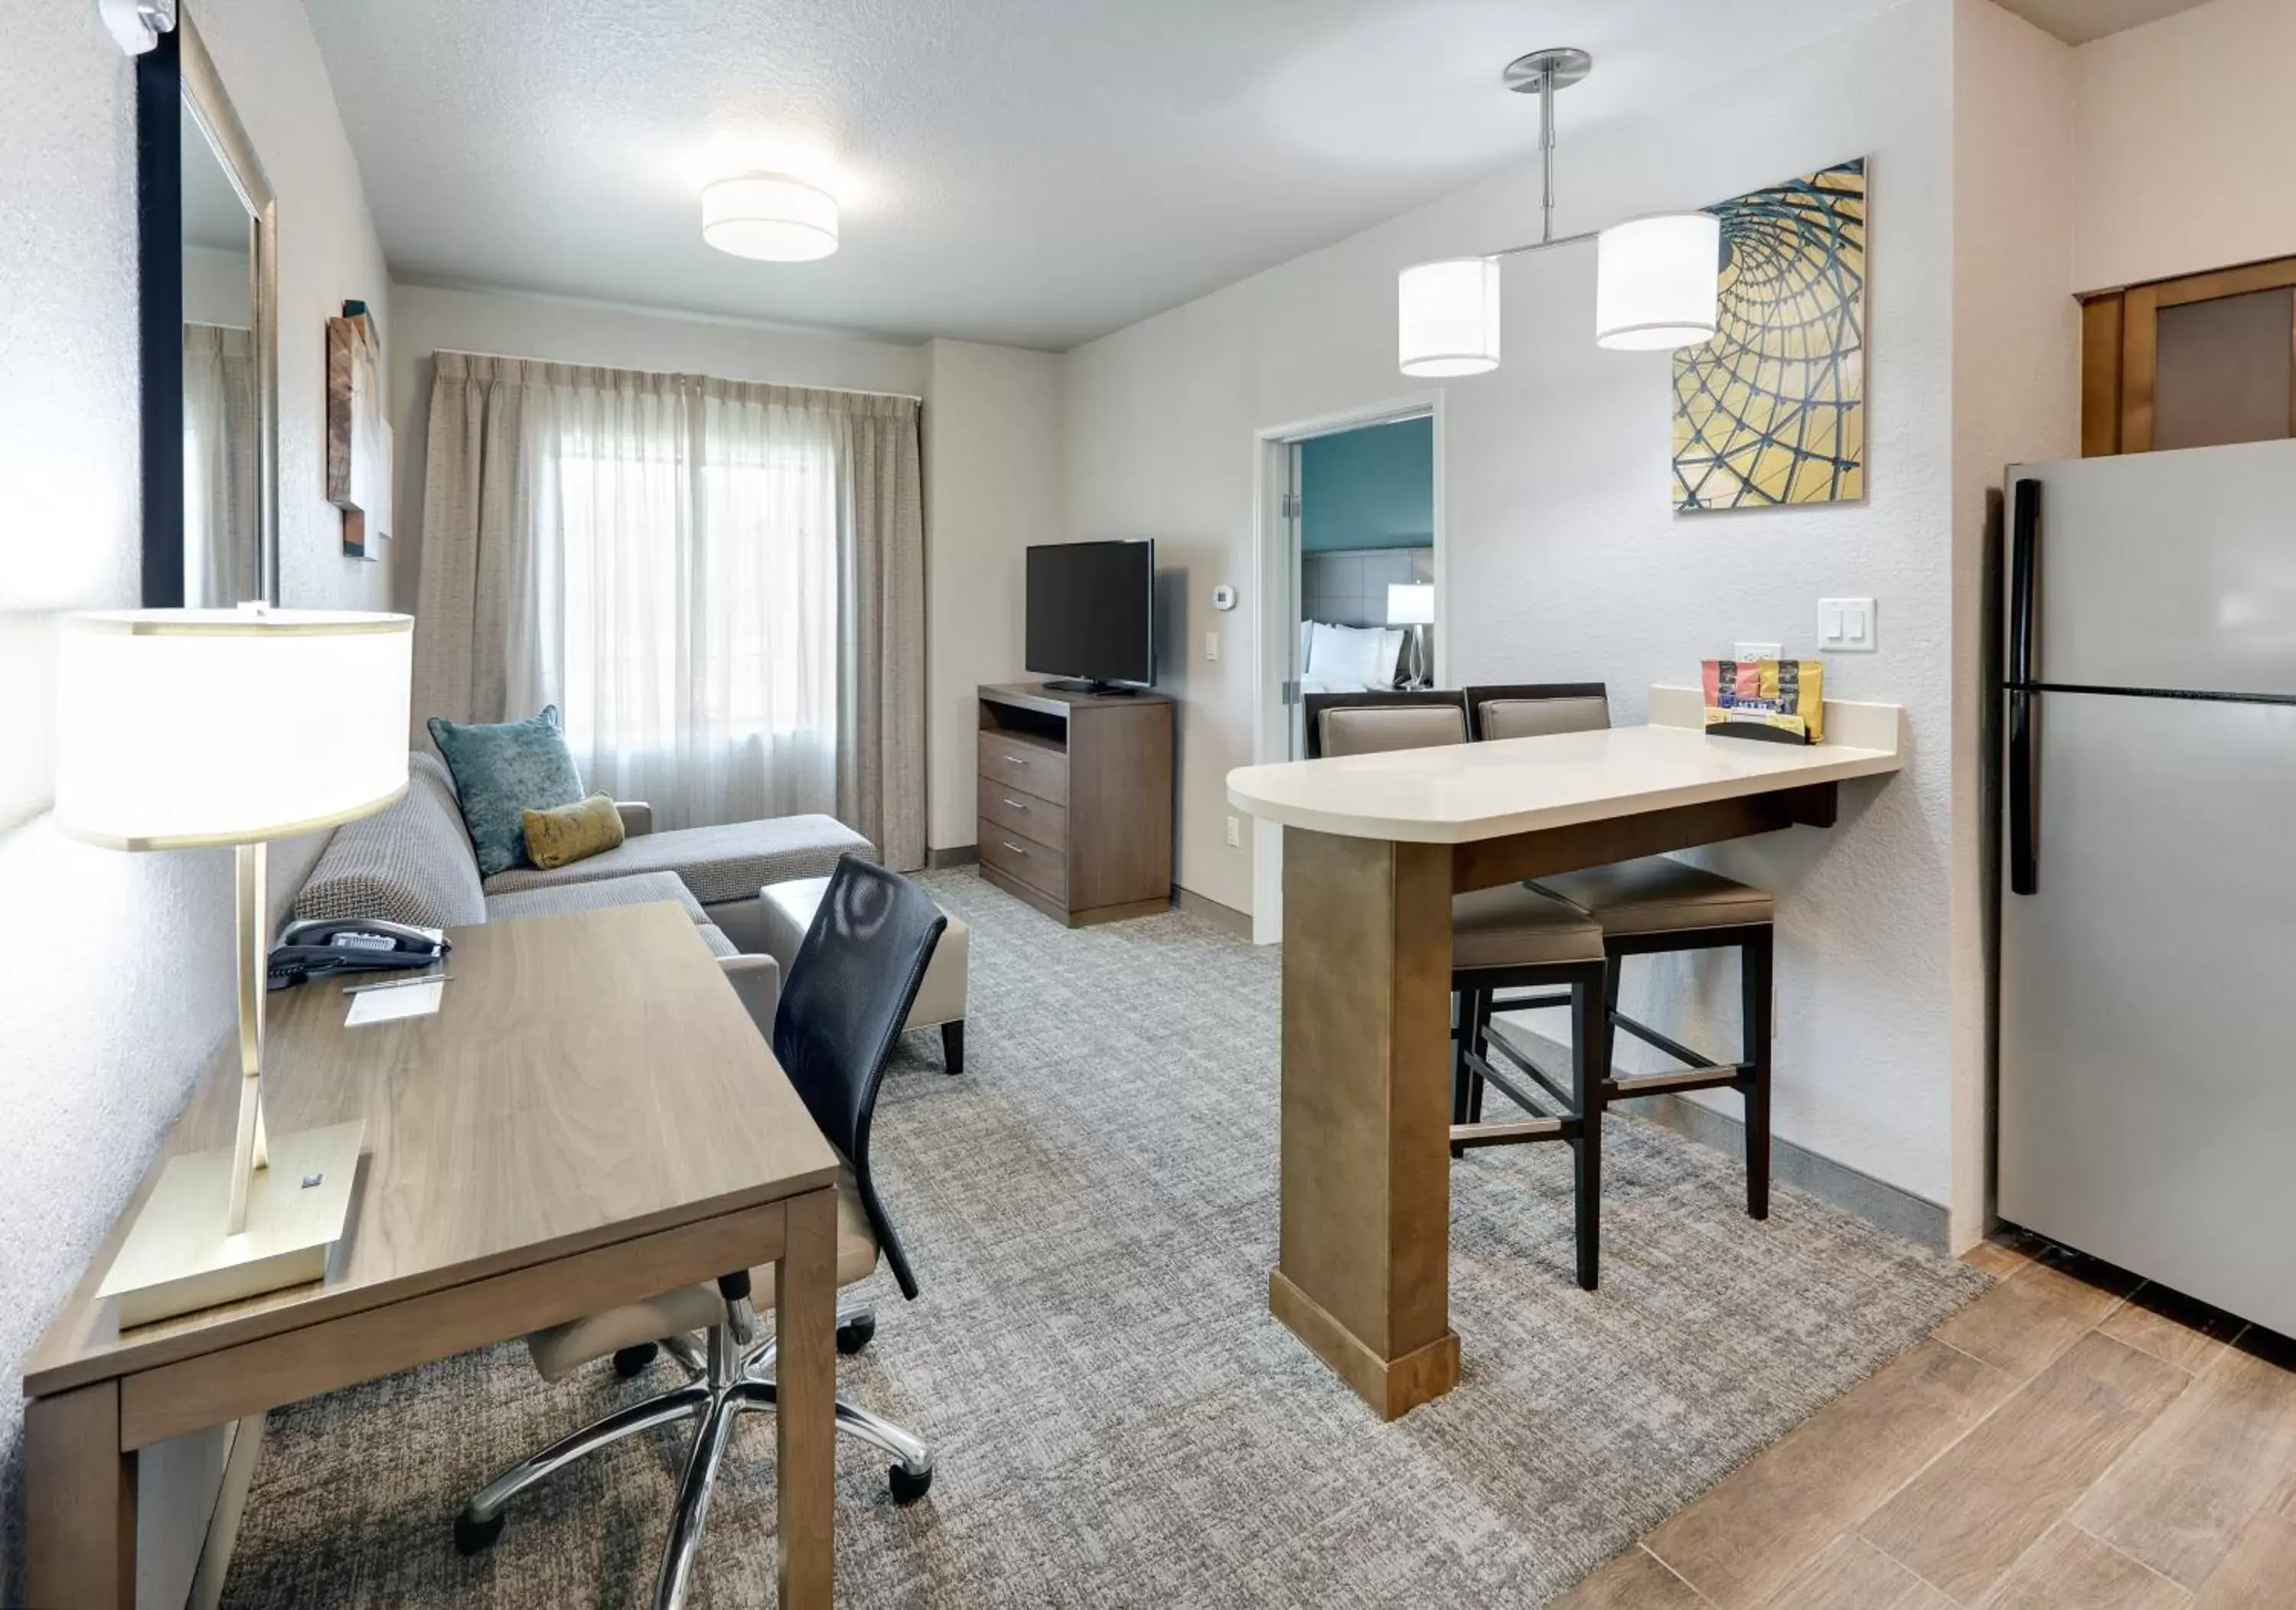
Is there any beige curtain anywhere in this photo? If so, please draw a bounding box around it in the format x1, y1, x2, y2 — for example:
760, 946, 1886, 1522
413, 351, 926, 868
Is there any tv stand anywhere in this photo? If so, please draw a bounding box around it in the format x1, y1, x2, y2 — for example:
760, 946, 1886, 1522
1041, 678, 1140, 696
977, 683, 1173, 927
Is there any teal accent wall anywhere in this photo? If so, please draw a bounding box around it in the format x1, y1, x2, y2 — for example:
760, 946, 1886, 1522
1300, 416, 1433, 554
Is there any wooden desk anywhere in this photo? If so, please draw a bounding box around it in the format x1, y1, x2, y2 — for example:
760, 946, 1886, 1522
23, 901, 843, 1608
1226, 689, 1904, 1419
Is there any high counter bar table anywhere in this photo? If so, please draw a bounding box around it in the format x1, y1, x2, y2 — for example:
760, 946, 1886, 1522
1226, 686, 1903, 1419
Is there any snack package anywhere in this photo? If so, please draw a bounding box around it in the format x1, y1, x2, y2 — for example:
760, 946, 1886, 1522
1701, 658, 1825, 745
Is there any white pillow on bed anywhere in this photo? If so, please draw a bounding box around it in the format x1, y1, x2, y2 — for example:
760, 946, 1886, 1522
1300, 619, 1316, 677
1309, 621, 1404, 689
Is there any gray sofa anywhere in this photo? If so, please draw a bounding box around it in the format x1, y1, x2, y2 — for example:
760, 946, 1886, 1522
292, 753, 873, 1032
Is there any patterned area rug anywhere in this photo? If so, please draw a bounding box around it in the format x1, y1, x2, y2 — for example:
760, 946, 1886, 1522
220, 869, 1985, 1609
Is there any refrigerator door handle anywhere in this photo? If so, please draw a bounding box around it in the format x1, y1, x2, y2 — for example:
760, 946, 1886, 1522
2008, 477, 2040, 688
2008, 688, 2039, 895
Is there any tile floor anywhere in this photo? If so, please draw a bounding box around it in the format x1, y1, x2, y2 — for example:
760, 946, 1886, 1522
1555, 1232, 2296, 1608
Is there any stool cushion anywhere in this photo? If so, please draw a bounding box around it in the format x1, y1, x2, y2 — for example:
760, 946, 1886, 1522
1450, 883, 1606, 970
1533, 856, 1774, 937
524, 1169, 879, 1383
761, 875, 969, 1031
1317, 705, 1468, 758
1476, 696, 1609, 741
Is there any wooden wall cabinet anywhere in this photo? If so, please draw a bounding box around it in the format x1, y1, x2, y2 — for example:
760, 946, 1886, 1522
976, 683, 1174, 927
2084, 254, 2296, 456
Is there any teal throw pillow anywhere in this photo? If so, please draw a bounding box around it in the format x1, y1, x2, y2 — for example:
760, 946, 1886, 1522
426, 706, 585, 878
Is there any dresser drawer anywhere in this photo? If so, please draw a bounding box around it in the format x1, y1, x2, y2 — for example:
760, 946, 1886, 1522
979, 780, 1068, 855
980, 828, 1067, 904
978, 732, 1068, 807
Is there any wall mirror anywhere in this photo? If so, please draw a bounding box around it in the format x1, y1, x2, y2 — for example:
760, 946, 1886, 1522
142, 13, 279, 606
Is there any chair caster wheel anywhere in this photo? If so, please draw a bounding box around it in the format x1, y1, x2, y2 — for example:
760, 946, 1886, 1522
455, 1510, 505, 1556
612, 1342, 660, 1379
888, 1463, 932, 1504
836, 1315, 876, 1355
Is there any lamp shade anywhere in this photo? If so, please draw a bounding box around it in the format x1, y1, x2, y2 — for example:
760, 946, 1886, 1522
1595, 212, 1721, 350
702, 174, 840, 262
1398, 258, 1500, 377
1386, 583, 1436, 627
54, 608, 413, 849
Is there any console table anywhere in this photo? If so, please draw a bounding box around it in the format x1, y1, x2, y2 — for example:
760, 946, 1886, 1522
1226, 688, 1905, 1419
22, 901, 844, 1608
977, 682, 1174, 926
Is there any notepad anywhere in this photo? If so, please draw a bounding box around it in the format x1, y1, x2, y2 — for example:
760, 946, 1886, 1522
345, 979, 445, 1025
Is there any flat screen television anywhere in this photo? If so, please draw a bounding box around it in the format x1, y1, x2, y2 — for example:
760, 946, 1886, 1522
1025, 539, 1155, 693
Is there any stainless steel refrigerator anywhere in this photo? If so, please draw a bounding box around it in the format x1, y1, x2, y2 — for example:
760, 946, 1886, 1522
1999, 436, 2296, 1335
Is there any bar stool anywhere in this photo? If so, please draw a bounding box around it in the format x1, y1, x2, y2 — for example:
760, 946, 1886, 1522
1464, 684, 1779, 1223
1307, 690, 1611, 1289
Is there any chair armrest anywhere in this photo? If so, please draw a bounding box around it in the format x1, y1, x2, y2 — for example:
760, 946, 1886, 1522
716, 952, 780, 1037
616, 801, 655, 837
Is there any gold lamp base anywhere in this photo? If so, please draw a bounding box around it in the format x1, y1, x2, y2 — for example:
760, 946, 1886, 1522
97, 1120, 364, 1330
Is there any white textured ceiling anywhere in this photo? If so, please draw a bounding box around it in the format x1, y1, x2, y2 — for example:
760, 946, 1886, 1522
305, 0, 1912, 350
1993, 0, 2216, 44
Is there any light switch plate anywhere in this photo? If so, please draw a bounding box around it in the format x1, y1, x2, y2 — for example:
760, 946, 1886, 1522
1204, 631, 1220, 661
1734, 641, 1782, 663
1818, 598, 1876, 653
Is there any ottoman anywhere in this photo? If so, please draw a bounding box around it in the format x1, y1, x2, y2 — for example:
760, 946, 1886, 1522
761, 875, 970, 1074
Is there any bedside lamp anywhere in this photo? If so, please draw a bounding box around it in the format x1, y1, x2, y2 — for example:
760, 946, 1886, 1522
1387, 583, 1436, 689
54, 606, 413, 1326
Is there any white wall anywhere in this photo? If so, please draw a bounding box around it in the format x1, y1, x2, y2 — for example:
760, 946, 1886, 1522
385, 282, 930, 615
1949, 0, 2082, 1245
922, 340, 1063, 852
2073, 0, 2296, 291
0, 0, 392, 1600
1063, 0, 1973, 1207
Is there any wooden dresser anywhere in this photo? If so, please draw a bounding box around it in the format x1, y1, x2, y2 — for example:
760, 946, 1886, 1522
976, 683, 1174, 926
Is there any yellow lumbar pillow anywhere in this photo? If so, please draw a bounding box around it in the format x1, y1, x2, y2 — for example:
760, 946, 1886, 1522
521, 791, 625, 870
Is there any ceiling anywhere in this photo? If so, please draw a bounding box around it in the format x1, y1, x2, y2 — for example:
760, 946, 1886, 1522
306, 0, 1926, 351
1994, 0, 2215, 45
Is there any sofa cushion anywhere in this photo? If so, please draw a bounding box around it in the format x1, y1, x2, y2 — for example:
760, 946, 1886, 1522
293, 753, 487, 930
426, 706, 585, 878
482, 813, 874, 908
484, 871, 706, 928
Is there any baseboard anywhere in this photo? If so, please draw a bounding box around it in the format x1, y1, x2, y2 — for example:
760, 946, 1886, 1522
1489, 1020, 1949, 1253
1622, 1091, 1949, 1253
1172, 884, 1252, 940
926, 845, 980, 870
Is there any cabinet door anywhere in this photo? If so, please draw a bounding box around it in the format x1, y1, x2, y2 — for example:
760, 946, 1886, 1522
2086, 256, 2296, 455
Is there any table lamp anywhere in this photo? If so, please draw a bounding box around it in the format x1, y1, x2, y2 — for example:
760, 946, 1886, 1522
54, 605, 413, 1327
1387, 583, 1436, 689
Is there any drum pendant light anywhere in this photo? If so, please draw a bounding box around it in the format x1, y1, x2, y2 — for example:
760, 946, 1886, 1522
1396, 48, 1722, 376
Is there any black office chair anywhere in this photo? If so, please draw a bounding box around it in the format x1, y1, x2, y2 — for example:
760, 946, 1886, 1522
455, 855, 947, 1610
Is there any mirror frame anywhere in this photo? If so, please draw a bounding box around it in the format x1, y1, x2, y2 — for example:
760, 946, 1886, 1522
139, 13, 279, 607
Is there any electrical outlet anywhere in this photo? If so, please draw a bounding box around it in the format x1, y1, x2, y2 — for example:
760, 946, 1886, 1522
1734, 641, 1782, 663
1204, 630, 1220, 662
1225, 815, 1241, 848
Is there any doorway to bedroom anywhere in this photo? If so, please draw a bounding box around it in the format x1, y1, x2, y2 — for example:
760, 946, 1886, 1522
1250, 395, 1443, 941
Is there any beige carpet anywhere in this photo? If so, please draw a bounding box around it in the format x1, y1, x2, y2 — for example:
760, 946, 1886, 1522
220, 869, 1986, 1608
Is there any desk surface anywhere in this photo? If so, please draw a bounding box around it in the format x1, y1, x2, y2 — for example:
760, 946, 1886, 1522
1226, 697, 1904, 845
25, 900, 840, 1399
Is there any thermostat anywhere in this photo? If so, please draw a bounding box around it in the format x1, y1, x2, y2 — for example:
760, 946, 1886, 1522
1212, 585, 1238, 611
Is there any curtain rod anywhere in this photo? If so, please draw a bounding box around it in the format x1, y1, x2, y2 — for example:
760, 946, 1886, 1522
428, 345, 925, 404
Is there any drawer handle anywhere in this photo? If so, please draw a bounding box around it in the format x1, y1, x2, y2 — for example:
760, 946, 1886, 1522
1002, 797, 1028, 810
1002, 841, 1029, 856
1003, 753, 1028, 765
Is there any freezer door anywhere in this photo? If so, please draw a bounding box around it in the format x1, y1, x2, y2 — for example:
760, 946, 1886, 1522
2011, 438, 2296, 697
2000, 688, 2296, 1333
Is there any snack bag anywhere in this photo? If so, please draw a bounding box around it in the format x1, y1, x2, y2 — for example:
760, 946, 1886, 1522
1701, 658, 1825, 745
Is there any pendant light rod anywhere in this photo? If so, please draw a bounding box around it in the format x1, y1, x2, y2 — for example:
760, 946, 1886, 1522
1539, 58, 1557, 244
1505, 46, 1590, 246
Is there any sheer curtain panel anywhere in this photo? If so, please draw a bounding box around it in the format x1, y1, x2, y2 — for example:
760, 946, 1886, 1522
413, 353, 925, 865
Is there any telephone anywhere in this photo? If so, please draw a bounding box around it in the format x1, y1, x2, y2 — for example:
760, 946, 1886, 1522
269, 917, 451, 989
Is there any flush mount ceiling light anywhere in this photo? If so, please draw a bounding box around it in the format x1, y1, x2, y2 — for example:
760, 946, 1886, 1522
1397, 48, 1721, 377
701, 173, 840, 262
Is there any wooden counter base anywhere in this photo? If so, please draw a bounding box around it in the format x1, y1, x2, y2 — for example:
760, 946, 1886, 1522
1269, 1269, 1461, 1420
1268, 781, 1857, 1417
